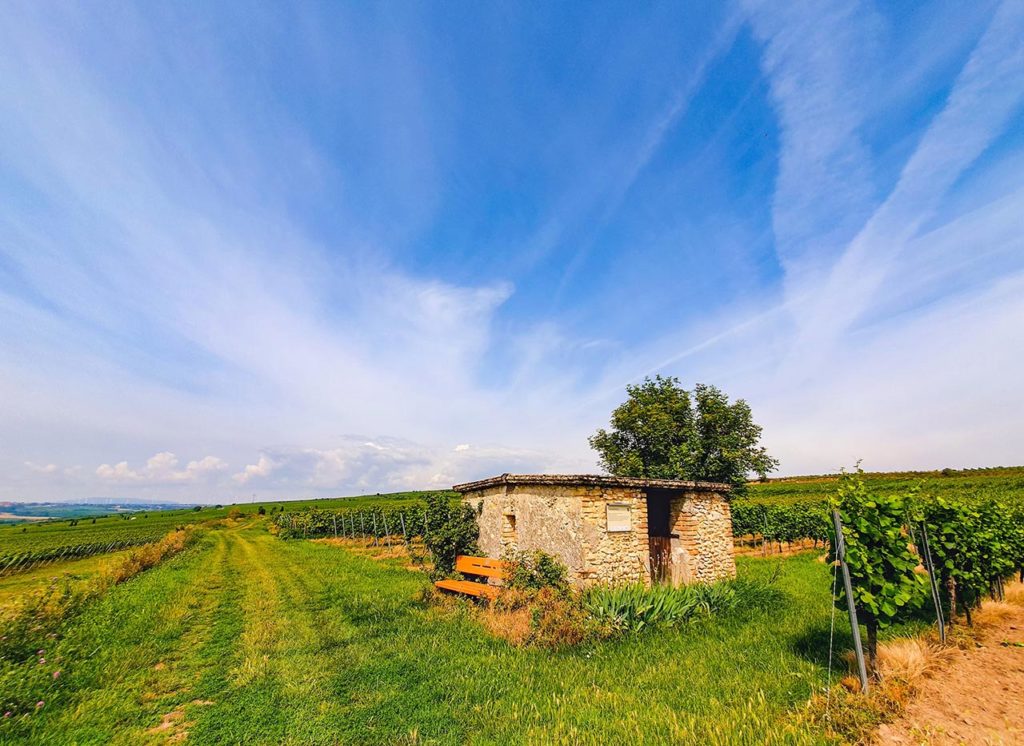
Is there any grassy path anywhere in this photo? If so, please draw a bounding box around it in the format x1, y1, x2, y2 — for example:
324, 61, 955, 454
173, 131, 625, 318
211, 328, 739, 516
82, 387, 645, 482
9, 521, 844, 745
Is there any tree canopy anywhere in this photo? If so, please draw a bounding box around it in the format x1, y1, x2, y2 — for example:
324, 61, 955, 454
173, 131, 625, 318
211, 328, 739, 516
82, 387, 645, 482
588, 376, 778, 494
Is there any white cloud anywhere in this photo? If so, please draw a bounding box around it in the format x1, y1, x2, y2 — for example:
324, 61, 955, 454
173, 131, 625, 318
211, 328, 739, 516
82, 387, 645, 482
224, 437, 571, 495
453, 444, 470, 452
25, 461, 59, 474
233, 455, 276, 485
95, 461, 141, 482
185, 456, 229, 478
95, 452, 228, 485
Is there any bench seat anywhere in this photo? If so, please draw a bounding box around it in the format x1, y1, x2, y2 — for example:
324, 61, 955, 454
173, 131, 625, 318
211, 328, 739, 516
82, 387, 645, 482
434, 578, 499, 598
433, 555, 508, 599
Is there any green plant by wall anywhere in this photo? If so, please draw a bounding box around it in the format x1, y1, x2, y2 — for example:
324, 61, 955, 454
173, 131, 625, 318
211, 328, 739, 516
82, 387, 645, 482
502, 550, 569, 594
423, 492, 478, 578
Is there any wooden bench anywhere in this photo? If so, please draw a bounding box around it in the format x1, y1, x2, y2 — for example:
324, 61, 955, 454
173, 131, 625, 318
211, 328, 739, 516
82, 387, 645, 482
434, 555, 507, 599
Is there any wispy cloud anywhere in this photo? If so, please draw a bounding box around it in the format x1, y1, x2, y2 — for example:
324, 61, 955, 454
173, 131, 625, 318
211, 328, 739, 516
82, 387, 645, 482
741, 0, 883, 293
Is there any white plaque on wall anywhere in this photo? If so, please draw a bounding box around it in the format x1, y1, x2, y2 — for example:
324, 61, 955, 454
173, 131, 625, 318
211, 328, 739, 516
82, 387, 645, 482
606, 502, 632, 532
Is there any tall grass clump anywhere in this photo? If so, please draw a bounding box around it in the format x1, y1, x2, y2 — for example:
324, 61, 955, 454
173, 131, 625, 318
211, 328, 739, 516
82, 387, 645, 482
583, 578, 780, 634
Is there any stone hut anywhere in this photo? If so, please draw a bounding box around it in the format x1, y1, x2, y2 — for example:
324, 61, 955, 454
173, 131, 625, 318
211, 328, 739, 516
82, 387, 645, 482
453, 474, 736, 588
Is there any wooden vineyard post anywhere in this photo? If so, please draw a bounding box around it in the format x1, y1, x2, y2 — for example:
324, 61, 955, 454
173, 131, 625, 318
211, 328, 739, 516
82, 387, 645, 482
383, 515, 392, 549
360, 512, 366, 542
371, 513, 379, 547
918, 521, 946, 643
762, 507, 768, 557
332, 514, 338, 538
832, 508, 870, 694
400, 513, 408, 546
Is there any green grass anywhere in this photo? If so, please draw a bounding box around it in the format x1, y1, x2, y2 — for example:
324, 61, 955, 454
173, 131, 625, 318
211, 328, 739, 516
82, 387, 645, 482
3, 519, 859, 745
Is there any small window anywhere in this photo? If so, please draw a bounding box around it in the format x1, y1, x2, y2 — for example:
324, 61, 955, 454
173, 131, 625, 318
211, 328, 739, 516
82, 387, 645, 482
502, 512, 517, 546
606, 503, 632, 532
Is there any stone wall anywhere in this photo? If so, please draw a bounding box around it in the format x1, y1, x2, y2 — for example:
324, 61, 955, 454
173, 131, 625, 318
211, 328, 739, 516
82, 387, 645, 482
668, 491, 736, 583
469, 484, 590, 582
578, 486, 650, 586
466, 482, 733, 588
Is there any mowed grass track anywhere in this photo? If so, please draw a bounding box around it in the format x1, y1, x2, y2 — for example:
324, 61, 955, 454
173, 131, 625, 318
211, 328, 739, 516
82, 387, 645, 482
11, 521, 840, 745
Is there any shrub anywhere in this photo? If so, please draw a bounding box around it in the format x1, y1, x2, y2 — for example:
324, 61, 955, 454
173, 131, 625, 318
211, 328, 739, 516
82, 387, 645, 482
423, 492, 478, 578
503, 550, 569, 594
227, 508, 244, 520
257, 506, 266, 516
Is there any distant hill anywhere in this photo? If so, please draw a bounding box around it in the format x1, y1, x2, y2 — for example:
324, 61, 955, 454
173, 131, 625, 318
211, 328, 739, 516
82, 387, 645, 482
0, 501, 192, 523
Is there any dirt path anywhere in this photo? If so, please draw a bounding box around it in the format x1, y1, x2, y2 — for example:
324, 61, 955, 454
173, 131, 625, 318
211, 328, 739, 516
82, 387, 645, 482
876, 601, 1024, 745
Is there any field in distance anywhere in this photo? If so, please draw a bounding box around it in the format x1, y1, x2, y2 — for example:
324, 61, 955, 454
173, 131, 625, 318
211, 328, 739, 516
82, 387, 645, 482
0, 490, 452, 559
746, 464, 1024, 505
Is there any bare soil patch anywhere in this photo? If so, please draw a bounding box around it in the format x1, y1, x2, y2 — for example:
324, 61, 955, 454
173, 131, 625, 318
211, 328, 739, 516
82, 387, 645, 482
875, 588, 1024, 745
147, 709, 186, 737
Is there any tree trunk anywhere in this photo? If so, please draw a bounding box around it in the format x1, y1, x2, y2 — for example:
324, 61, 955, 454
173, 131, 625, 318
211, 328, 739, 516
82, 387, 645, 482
946, 576, 957, 625
865, 617, 879, 681
955, 584, 972, 626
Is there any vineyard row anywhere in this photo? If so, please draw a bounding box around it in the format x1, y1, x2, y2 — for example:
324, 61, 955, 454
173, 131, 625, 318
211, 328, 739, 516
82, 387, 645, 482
0, 537, 158, 577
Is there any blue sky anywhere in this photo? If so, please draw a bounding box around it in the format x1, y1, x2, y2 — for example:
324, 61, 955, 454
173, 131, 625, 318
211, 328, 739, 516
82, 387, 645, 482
1, 1, 1022, 502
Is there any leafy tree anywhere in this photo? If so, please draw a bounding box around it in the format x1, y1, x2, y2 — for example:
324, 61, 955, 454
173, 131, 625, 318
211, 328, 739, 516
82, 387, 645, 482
423, 492, 478, 579
588, 376, 777, 494
830, 468, 929, 677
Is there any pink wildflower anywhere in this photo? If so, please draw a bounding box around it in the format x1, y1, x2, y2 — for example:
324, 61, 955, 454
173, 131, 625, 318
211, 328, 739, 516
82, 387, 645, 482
36, 701, 44, 709
53, 670, 61, 679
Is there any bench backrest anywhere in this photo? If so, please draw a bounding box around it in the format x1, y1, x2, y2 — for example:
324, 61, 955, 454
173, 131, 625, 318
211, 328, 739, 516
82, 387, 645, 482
455, 555, 507, 579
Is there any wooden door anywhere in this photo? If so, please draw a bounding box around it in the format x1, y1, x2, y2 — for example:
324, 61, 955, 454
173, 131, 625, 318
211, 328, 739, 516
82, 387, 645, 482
649, 536, 672, 584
